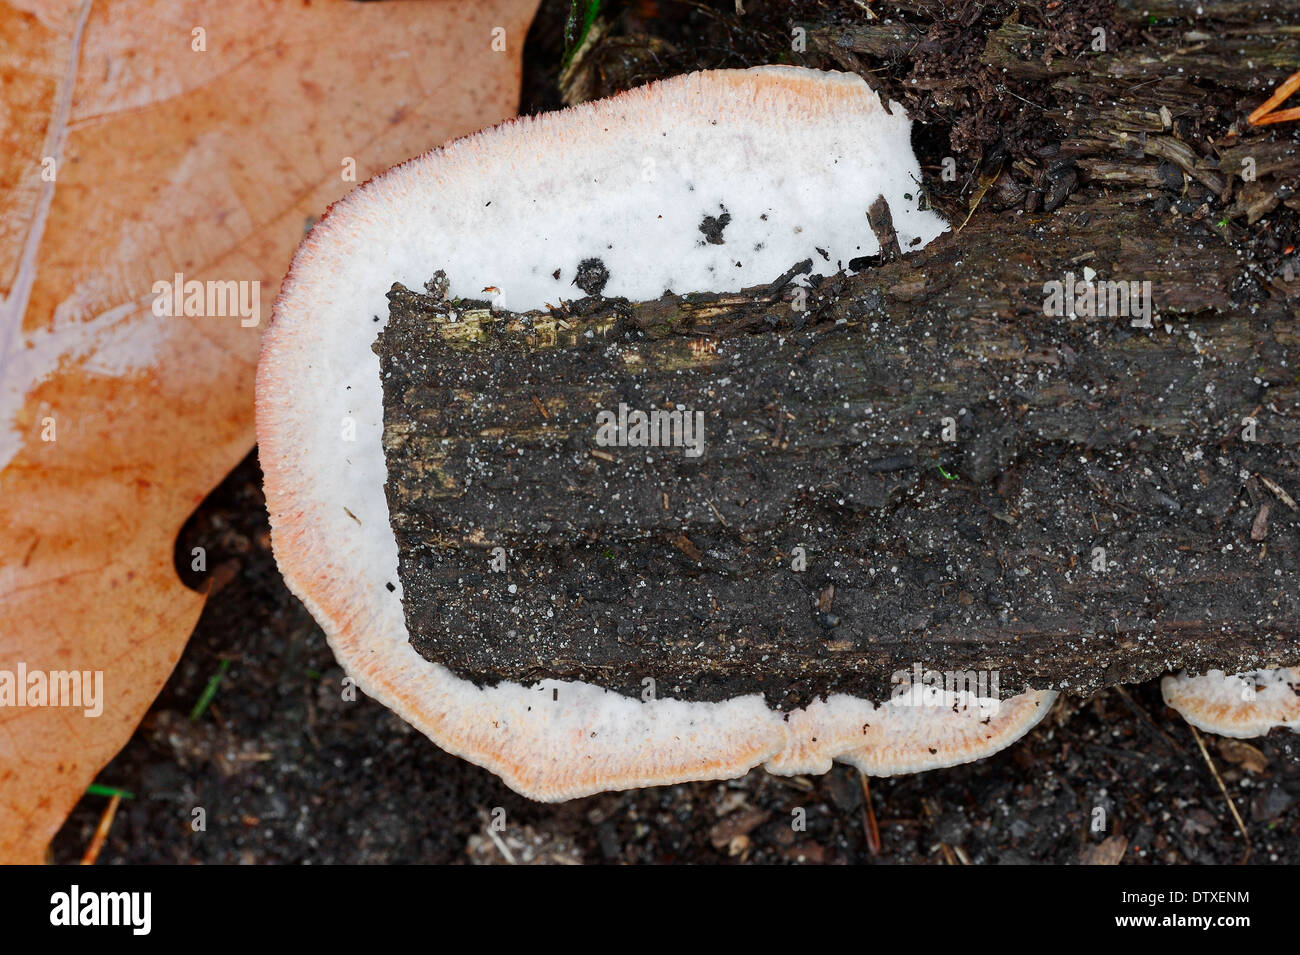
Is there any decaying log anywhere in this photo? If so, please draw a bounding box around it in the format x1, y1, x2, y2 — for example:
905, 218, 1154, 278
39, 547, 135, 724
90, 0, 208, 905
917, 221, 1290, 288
376, 186, 1299, 708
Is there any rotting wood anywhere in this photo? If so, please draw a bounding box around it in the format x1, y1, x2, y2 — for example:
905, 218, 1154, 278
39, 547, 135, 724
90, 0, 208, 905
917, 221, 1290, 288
804, 4, 1300, 223
375, 187, 1299, 709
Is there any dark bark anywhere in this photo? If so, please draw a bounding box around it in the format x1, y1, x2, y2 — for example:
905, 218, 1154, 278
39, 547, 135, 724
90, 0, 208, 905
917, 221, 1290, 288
376, 191, 1299, 708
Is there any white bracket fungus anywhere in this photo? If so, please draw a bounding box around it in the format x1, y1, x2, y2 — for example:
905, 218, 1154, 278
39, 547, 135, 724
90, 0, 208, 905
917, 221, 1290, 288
1162, 668, 1300, 739
258, 66, 1059, 799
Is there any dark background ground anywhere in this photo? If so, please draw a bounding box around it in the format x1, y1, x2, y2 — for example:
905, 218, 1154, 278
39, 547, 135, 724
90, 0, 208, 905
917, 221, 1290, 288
52, 0, 1300, 863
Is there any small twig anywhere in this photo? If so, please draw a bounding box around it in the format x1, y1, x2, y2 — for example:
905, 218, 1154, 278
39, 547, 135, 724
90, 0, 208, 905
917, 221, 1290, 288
764, 258, 813, 301
997, 84, 1047, 111
1257, 472, 1297, 511
1188, 724, 1252, 860
80, 793, 121, 865
1112, 685, 1183, 754
957, 161, 1002, 233
486, 826, 517, 864
1248, 69, 1300, 126
921, 797, 958, 864
858, 772, 881, 856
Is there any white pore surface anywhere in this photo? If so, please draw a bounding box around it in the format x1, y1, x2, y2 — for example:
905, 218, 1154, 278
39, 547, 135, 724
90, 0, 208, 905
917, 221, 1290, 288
259, 67, 1060, 800
1161, 668, 1300, 738
384, 71, 945, 311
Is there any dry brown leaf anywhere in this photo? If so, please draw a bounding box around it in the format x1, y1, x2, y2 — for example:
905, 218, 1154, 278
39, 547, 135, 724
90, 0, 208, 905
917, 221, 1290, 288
1080, 833, 1128, 865
1216, 738, 1269, 775
0, 0, 538, 862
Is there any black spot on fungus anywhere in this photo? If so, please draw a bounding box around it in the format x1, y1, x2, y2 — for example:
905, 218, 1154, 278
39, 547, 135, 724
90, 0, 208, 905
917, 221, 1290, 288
552, 268, 561, 280
573, 258, 609, 296
698, 206, 731, 245
385, 582, 395, 592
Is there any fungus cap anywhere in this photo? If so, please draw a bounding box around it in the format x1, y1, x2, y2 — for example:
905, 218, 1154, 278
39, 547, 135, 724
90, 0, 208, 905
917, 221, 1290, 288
257, 66, 1050, 799
1161, 668, 1300, 738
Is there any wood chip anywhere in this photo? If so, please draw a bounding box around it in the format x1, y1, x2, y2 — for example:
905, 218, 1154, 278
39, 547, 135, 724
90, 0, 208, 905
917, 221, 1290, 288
1251, 501, 1270, 541
816, 583, 836, 614
708, 807, 768, 850
671, 533, 703, 562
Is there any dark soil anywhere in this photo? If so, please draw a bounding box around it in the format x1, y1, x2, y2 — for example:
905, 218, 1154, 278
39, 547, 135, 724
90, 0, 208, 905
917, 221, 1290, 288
52, 0, 1300, 863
